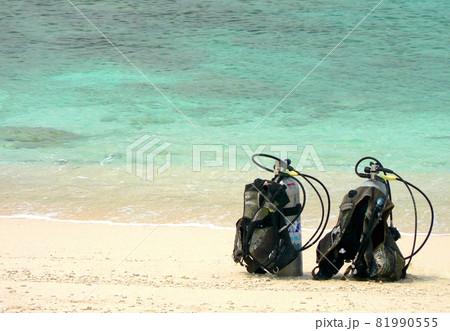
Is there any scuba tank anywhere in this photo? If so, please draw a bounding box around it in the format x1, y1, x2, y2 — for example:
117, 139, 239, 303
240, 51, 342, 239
313, 156, 434, 281
232, 153, 330, 276
280, 176, 302, 250
272, 159, 303, 276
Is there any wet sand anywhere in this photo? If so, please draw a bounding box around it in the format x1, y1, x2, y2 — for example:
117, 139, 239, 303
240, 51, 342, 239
0, 165, 447, 233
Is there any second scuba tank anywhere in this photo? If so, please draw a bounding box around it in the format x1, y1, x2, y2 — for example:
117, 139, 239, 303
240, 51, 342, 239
313, 157, 434, 281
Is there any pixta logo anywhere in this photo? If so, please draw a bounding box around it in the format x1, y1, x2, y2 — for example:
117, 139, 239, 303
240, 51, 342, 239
192, 144, 325, 172
126, 134, 172, 181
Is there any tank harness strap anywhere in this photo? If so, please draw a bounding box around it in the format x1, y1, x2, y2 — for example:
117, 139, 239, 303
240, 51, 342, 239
282, 204, 302, 217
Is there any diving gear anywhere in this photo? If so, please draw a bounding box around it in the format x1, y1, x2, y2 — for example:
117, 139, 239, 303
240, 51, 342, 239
233, 153, 330, 276
313, 157, 434, 281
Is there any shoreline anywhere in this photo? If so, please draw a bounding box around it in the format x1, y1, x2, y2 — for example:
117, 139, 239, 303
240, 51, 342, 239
1, 218, 449, 313
0, 214, 447, 237
1, 165, 447, 233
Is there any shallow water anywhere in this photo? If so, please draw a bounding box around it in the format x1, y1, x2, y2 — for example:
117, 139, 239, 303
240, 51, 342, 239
0, 1, 448, 232
0, 165, 445, 235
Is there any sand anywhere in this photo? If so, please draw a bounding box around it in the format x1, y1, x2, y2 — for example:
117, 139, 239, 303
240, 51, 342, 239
0, 217, 448, 313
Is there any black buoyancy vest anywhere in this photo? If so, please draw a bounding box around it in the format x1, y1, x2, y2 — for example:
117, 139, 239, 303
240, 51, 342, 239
313, 184, 405, 281
232, 178, 298, 274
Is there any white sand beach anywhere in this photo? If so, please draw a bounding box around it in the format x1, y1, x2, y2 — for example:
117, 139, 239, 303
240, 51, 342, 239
1, 217, 448, 313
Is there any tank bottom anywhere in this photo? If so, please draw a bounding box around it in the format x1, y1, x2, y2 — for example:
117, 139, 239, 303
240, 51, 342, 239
276, 253, 303, 277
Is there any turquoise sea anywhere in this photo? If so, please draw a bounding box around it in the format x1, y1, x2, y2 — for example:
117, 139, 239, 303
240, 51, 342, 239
0, 1, 448, 232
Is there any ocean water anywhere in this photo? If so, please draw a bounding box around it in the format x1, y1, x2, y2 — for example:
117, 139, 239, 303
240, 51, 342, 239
0, 1, 448, 233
